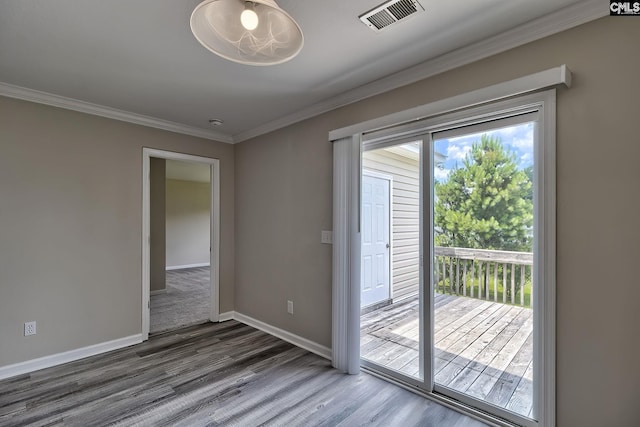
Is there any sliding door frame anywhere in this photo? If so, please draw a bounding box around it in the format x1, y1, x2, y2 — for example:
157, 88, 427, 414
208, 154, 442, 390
332, 70, 564, 426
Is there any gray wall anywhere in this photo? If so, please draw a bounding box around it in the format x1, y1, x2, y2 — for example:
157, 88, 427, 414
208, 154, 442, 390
166, 179, 210, 268
234, 17, 640, 426
150, 158, 166, 292
0, 97, 235, 366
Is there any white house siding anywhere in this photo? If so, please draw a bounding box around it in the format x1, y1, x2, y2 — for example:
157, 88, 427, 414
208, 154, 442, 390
363, 147, 420, 302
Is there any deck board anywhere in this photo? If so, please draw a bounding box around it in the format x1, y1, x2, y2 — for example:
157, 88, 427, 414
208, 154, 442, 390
361, 293, 533, 419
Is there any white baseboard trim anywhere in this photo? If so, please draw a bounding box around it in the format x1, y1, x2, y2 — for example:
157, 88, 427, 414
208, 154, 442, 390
0, 314, 331, 381
0, 334, 142, 381
166, 263, 210, 271
233, 312, 332, 360
150, 289, 166, 296
218, 311, 235, 322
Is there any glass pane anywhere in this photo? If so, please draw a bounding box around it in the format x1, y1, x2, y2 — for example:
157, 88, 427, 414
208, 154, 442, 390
432, 122, 535, 419
360, 141, 423, 381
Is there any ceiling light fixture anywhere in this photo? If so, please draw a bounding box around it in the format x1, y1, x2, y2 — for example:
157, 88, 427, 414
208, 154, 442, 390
190, 0, 304, 66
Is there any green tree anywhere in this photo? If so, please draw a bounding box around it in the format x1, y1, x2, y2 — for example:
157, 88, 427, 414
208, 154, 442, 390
434, 135, 533, 251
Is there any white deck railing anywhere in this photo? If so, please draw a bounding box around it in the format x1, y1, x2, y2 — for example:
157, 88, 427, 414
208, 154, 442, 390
434, 246, 533, 307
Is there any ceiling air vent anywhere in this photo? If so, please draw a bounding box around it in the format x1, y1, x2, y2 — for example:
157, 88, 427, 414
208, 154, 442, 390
359, 0, 425, 32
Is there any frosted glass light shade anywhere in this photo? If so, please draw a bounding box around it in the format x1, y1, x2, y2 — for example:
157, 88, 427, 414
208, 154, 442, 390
191, 0, 304, 66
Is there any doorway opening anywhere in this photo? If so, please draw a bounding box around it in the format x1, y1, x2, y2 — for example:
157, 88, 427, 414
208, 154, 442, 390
142, 149, 220, 340
150, 159, 212, 333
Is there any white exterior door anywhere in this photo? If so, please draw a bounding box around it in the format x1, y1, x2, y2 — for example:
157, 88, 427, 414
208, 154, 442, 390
361, 173, 391, 308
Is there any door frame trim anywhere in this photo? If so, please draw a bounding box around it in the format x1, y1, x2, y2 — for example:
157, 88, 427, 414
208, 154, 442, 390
141, 148, 221, 340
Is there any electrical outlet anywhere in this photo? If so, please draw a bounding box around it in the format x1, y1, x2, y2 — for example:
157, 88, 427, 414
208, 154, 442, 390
24, 321, 37, 336
287, 300, 294, 315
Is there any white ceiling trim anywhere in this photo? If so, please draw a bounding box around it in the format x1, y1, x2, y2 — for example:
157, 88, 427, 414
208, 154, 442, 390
233, 0, 606, 143
0, 82, 234, 144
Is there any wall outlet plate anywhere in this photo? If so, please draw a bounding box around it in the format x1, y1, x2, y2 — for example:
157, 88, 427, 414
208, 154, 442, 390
24, 321, 37, 336
321, 230, 333, 244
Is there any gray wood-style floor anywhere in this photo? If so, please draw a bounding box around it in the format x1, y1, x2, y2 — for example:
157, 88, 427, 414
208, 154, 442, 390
0, 321, 486, 427
361, 293, 533, 418
151, 267, 210, 334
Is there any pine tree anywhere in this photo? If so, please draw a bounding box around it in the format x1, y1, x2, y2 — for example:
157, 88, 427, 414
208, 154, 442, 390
434, 135, 533, 251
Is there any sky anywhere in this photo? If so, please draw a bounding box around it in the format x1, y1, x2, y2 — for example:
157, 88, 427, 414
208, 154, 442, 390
433, 122, 534, 182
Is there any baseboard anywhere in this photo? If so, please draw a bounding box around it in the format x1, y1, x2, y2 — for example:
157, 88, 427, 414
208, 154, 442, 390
166, 263, 210, 271
218, 311, 235, 322
0, 314, 331, 381
150, 289, 166, 296
0, 334, 142, 381
233, 312, 332, 360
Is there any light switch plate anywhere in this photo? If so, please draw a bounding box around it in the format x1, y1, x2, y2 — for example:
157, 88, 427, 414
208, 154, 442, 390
321, 230, 333, 244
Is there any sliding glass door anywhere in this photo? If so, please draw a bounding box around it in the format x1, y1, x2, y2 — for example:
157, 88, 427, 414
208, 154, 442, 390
360, 139, 426, 384
431, 115, 537, 424
360, 100, 547, 427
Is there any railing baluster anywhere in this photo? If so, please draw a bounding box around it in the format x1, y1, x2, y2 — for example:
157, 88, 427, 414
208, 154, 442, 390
470, 260, 475, 298
493, 261, 498, 302
511, 263, 516, 305
530, 266, 533, 307
520, 264, 525, 306
433, 255, 440, 293
503, 263, 507, 304
485, 263, 490, 301
456, 258, 460, 295
478, 261, 483, 300
462, 260, 467, 297
442, 257, 447, 294
449, 258, 452, 295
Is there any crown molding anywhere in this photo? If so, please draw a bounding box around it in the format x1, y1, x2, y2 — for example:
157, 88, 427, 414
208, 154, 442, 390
0, 0, 606, 145
232, 0, 607, 143
0, 82, 234, 144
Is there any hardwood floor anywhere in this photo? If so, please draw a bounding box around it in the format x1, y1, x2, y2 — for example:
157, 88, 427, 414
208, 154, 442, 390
361, 293, 533, 418
151, 267, 210, 334
0, 321, 486, 426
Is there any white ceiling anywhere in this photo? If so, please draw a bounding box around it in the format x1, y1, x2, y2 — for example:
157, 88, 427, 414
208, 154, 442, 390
0, 0, 603, 143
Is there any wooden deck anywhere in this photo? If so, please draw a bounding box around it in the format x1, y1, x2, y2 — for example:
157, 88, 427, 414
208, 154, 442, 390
361, 293, 533, 418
